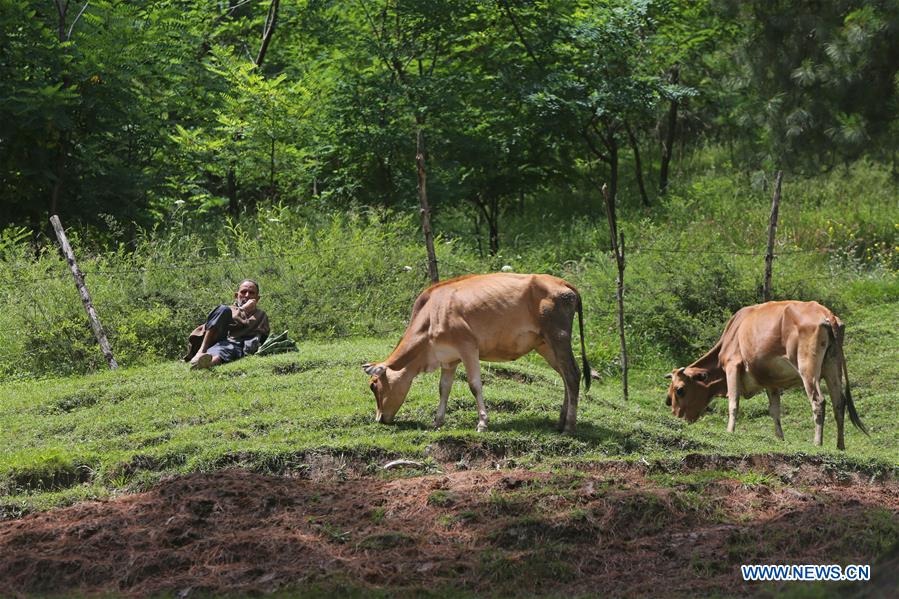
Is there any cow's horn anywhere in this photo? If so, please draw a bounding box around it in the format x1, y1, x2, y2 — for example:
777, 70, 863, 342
678, 367, 686, 375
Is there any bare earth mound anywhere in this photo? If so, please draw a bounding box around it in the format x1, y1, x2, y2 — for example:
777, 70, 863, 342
0, 457, 896, 598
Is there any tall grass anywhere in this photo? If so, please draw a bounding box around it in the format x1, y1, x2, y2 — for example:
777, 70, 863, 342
0, 160, 895, 379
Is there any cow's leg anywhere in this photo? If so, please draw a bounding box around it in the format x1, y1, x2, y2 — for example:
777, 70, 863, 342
822, 358, 845, 450
802, 375, 827, 446
725, 366, 741, 433
798, 328, 828, 446
434, 362, 459, 429
766, 388, 784, 440
460, 352, 488, 433
536, 343, 569, 432
538, 296, 581, 435
550, 339, 580, 435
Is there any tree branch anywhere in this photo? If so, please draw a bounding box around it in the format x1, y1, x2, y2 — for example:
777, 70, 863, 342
496, 0, 543, 71
67, 1, 90, 41
254, 0, 280, 68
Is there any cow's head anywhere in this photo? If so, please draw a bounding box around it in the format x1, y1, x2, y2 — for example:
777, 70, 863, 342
665, 367, 712, 423
363, 362, 411, 424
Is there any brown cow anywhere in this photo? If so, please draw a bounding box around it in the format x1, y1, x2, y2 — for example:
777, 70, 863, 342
665, 300, 867, 450
363, 273, 591, 434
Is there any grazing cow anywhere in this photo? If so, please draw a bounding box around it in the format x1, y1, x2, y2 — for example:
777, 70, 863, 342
665, 300, 867, 450
363, 273, 591, 434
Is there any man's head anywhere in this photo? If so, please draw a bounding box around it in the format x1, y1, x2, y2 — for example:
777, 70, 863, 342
664, 366, 712, 423
235, 279, 260, 306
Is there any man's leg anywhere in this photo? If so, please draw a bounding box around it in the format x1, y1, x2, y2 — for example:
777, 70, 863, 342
191, 306, 232, 364
195, 339, 243, 369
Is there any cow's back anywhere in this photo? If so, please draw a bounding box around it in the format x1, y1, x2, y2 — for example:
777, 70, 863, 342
418, 273, 571, 361
724, 301, 836, 390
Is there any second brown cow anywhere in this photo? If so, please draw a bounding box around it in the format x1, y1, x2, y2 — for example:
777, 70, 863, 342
665, 300, 867, 450
363, 273, 591, 434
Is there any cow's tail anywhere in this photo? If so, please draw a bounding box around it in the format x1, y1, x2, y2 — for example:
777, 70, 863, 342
827, 319, 868, 436
574, 288, 591, 392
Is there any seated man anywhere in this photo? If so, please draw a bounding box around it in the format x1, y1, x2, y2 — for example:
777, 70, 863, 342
184, 279, 270, 369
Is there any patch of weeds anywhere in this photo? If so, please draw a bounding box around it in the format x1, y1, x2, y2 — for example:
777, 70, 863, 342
456, 510, 479, 524
738, 470, 778, 488
439, 510, 479, 529
672, 488, 724, 522
0, 499, 30, 520
479, 546, 574, 590
857, 508, 899, 555
490, 515, 596, 549
655, 468, 778, 498
312, 520, 351, 544
6, 455, 94, 493
370, 507, 386, 524
488, 398, 523, 413
43, 389, 99, 414
427, 490, 456, 507
221, 369, 247, 378
436, 514, 455, 529
595, 493, 678, 539
485, 489, 531, 517
357, 531, 415, 550
272, 360, 329, 375
690, 554, 729, 577
725, 528, 764, 562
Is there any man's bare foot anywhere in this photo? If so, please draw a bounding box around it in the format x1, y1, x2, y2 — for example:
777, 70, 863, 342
191, 353, 213, 370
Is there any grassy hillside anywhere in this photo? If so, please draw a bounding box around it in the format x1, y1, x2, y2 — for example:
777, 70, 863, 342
2, 294, 895, 516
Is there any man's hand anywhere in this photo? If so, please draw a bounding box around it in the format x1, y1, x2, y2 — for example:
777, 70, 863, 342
233, 298, 258, 318
240, 298, 258, 315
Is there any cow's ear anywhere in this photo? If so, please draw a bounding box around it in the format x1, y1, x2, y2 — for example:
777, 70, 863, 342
692, 371, 709, 382
664, 372, 673, 380
363, 363, 386, 377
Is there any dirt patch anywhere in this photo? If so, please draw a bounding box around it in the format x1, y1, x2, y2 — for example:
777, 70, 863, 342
0, 459, 896, 598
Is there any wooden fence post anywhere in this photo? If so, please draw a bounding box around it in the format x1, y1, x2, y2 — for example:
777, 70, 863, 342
50, 215, 119, 370
602, 184, 628, 401
416, 127, 440, 283
763, 171, 784, 302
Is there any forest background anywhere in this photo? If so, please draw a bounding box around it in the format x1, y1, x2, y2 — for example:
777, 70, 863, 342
1, 0, 897, 379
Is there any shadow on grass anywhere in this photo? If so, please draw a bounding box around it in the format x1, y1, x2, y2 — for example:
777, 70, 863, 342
490, 415, 643, 453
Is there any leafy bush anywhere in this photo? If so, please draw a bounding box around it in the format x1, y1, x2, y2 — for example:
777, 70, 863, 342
0, 160, 895, 378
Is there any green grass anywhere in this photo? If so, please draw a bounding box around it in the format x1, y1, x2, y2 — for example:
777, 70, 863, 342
2, 294, 896, 515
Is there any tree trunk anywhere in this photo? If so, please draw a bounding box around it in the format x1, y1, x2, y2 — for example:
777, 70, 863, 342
50, 144, 64, 218
269, 138, 276, 201
473, 209, 484, 258
626, 124, 649, 207
488, 196, 499, 255
608, 133, 619, 226
659, 65, 679, 195
415, 125, 439, 283
227, 167, 238, 217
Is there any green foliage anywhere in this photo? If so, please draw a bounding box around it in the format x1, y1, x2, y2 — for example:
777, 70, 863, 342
0, 159, 896, 378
